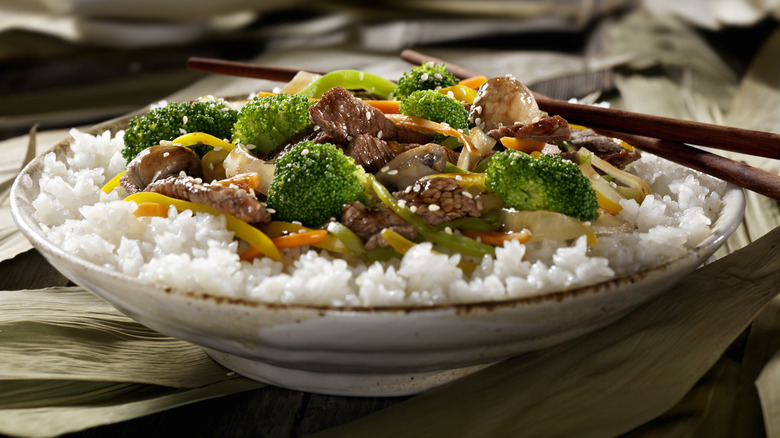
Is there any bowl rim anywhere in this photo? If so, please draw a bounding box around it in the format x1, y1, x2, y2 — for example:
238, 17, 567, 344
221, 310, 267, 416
9, 110, 746, 315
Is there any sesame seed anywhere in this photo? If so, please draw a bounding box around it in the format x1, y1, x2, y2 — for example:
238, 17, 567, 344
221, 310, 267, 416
474, 117, 481, 126
444, 226, 453, 235
398, 199, 407, 207
421, 73, 429, 81
301, 148, 310, 156
292, 221, 302, 226
347, 135, 353, 141
409, 205, 418, 213
429, 204, 441, 211
179, 128, 187, 134
182, 116, 188, 124
163, 152, 170, 158
377, 130, 383, 139
179, 171, 186, 177
447, 91, 454, 99
413, 184, 421, 192
380, 165, 390, 173
267, 208, 276, 214
434, 73, 443, 80
366, 111, 372, 120
387, 169, 398, 175
462, 191, 473, 198
475, 106, 482, 115
208, 163, 214, 171
425, 61, 434, 67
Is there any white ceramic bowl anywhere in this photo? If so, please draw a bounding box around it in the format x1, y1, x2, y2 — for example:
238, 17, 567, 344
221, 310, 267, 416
10, 117, 745, 396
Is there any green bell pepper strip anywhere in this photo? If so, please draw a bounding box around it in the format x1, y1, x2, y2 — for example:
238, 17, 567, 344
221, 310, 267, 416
297, 70, 397, 100
367, 174, 495, 258
125, 192, 281, 262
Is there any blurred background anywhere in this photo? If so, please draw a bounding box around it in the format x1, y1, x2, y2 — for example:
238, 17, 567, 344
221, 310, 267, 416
1, 0, 779, 141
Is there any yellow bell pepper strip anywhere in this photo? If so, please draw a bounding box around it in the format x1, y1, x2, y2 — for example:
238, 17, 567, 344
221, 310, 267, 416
101, 170, 126, 194
578, 162, 624, 215
368, 173, 495, 258
170, 132, 235, 153
297, 70, 397, 100
125, 192, 281, 262
500, 137, 548, 153
438, 85, 478, 104
385, 114, 479, 155
461, 230, 531, 246
457, 75, 488, 89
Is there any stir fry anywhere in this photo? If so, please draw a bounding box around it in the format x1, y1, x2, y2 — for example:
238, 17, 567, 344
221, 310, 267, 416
104, 62, 652, 265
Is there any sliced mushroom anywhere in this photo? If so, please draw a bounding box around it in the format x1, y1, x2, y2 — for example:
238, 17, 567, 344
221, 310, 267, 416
469, 76, 541, 131
120, 145, 203, 194
375, 143, 449, 191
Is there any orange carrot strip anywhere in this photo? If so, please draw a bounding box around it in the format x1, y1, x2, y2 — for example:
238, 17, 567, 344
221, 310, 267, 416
133, 202, 170, 218
271, 230, 329, 249
239, 246, 264, 262
457, 76, 488, 89
364, 100, 401, 114
461, 230, 531, 246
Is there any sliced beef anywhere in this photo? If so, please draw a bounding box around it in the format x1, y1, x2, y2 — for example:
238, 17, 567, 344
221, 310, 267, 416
569, 128, 642, 169
346, 134, 396, 173
145, 175, 271, 224
310, 87, 431, 144
486, 115, 571, 142
395, 177, 482, 226
341, 201, 417, 250
121, 144, 203, 194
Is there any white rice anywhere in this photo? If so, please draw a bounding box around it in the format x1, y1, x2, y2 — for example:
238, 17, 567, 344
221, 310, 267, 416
31, 128, 727, 307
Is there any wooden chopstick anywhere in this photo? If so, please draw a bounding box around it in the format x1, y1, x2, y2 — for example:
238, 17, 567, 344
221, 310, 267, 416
595, 129, 780, 200
184, 55, 780, 200
399, 49, 780, 160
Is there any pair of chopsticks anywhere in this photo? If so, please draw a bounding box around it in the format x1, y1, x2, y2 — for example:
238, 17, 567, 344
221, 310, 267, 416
186, 53, 780, 200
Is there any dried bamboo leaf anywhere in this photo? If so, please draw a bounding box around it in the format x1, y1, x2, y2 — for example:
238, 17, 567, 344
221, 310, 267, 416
314, 226, 780, 438
0, 378, 265, 438
0, 287, 238, 388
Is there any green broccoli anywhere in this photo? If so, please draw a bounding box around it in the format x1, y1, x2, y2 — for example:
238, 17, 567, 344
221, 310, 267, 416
399, 90, 469, 131
122, 101, 237, 163
394, 62, 458, 100
267, 141, 367, 226
485, 150, 600, 222
231, 94, 313, 156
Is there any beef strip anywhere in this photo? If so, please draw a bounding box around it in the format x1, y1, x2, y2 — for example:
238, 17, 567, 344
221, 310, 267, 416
486, 115, 571, 142
341, 201, 417, 250
145, 175, 271, 224
309, 87, 431, 144
346, 134, 397, 173
568, 128, 642, 169
401, 142, 460, 165
395, 177, 482, 226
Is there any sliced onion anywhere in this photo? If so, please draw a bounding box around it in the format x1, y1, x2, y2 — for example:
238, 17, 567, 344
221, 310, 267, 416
222, 144, 275, 195
499, 209, 592, 242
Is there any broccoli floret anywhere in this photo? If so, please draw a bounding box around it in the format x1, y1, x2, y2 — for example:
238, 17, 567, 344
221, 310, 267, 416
232, 94, 313, 156
394, 62, 458, 100
399, 90, 469, 131
485, 150, 599, 222
122, 101, 237, 163
267, 141, 367, 226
